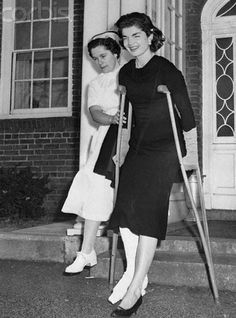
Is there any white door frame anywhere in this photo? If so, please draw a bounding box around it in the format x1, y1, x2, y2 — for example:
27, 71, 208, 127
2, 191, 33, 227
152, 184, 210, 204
201, 0, 236, 209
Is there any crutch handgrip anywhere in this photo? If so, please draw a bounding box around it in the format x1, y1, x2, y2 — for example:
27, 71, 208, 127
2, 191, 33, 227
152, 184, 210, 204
157, 85, 170, 94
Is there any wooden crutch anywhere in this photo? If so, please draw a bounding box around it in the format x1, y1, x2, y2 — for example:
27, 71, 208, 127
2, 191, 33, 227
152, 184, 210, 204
109, 85, 127, 286
159, 87, 219, 302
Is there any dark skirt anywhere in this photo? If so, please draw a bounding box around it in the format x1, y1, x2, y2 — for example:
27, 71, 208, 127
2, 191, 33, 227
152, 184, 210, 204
93, 124, 117, 188
108, 143, 181, 240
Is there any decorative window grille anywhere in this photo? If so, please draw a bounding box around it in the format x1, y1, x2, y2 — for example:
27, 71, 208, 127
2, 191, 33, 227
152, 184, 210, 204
215, 37, 235, 137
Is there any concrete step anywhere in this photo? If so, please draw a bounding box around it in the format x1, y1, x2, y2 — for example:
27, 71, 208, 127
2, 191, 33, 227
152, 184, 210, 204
0, 232, 66, 263
90, 249, 236, 291
1, 221, 235, 292
1, 222, 235, 261
0, 222, 110, 264
158, 236, 236, 255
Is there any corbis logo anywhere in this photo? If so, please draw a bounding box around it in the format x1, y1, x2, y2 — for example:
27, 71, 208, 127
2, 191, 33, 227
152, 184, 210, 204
3, 1, 69, 23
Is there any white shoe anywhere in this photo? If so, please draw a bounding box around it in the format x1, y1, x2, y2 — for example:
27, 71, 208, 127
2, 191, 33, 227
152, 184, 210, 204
64, 250, 97, 275
108, 274, 148, 304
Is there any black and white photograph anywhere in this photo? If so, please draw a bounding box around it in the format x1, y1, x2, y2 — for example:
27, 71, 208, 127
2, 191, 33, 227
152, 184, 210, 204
0, 1, 235, 317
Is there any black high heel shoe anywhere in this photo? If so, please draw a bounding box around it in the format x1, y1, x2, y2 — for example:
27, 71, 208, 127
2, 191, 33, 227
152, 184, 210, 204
110, 296, 142, 317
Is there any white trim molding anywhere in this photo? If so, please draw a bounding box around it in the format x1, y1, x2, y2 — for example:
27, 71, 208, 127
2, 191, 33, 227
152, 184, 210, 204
0, 0, 73, 119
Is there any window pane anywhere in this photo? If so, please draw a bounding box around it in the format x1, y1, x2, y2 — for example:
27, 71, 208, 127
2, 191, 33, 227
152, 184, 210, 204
15, 0, 31, 21
15, 52, 32, 80
175, 0, 180, 14
165, 42, 171, 60
33, 21, 49, 48
165, 7, 171, 40
52, 49, 68, 78
33, 51, 50, 79
33, 81, 49, 108
33, 0, 50, 20
52, 0, 69, 17
15, 23, 31, 49
175, 48, 181, 69
14, 81, 31, 109
52, 79, 68, 107
51, 19, 68, 47
175, 16, 180, 47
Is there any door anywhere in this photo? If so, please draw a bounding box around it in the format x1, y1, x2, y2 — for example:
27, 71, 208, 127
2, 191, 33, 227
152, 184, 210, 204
202, 0, 236, 209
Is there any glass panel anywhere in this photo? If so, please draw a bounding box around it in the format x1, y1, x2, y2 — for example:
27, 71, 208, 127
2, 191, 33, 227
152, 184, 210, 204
33, 21, 49, 48
151, 0, 156, 24
33, 51, 50, 79
215, 37, 235, 137
15, 52, 32, 80
218, 125, 234, 136
165, 42, 171, 60
226, 62, 233, 78
175, 15, 179, 47
166, 8, 171, 39
219, 103, 233, 119
51, 19, 68, 47
216, 113, 224, 130
175, 47, 179, 69
175, 0, 180, 14
216, 76, 233, 100
51, 79, 68, 107
227, 95, 234, 111
33, 81, 49, 108
228, 113, 235, 130
33, 0, 50, 20
52, 49, 68, 78
15, 23, 31, 49
216, 95, 224, 112
52, 0, 69, 18
15, 0, 31, 21
217, 0, 236, 17
14, 81, 31, 109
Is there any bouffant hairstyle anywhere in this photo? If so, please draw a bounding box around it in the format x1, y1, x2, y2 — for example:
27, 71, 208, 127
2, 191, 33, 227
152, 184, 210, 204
115, 12, 165, 52
87, 37, 121, 59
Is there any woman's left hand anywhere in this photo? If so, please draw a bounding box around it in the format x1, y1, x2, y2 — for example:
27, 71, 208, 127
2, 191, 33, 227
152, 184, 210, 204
182, 127, 199, 170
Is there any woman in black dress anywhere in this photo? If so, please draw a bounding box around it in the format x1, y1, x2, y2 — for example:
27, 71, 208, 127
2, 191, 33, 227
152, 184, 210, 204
110, 12, 198, 317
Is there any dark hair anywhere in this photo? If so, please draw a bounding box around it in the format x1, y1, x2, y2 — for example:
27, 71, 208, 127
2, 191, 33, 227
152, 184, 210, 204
115, 12, 165, 52
87, 37, 121, 59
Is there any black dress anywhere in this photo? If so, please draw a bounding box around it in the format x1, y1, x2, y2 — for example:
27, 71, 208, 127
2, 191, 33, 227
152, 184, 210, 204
109, 55, 196, 240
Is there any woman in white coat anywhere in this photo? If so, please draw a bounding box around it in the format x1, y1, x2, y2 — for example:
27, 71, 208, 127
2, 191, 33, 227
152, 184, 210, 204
62, 32, 122, 275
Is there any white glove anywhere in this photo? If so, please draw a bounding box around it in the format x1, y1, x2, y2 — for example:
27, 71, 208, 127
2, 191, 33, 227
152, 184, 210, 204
182, 127, 198, 170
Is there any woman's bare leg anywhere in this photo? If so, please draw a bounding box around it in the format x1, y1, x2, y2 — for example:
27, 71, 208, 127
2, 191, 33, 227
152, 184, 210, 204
64, 219, 100, 273
81, 219, 101, 253
118, 235, 157, 309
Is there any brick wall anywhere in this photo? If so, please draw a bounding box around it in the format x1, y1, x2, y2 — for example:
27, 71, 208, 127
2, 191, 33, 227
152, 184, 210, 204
185, 0, 207, 166
0, 1, 84, 217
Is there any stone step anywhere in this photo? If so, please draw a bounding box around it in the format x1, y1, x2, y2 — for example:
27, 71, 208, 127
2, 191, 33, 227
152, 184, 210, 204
0, 232, 66, 263
1, 230, 235, 264
106, 232, 236, 256
90, 249, 236, 291
159, 236, 236, 255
